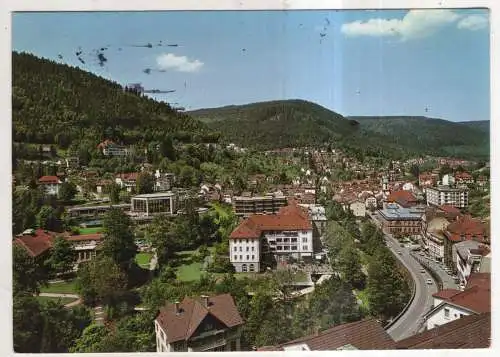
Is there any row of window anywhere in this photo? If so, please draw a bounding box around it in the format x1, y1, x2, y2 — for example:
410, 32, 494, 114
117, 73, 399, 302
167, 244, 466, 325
234, 255, 256, 261
234, 246, 255, 252
241, 264, 256, 272
232, 239, 258, 244
274, 245, 308, 251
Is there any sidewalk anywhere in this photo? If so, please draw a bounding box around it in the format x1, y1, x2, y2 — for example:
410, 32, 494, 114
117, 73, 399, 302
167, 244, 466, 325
37, 292, 82, 308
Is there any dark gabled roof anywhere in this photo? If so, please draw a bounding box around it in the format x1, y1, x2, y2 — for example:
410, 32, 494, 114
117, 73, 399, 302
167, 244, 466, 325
396, 313, 490, 349
258, 319, 395, 351
155, 294, 243, 344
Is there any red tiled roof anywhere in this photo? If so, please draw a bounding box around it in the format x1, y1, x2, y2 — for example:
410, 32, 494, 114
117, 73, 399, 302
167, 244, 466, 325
438, 205, 461, 215
230, 204, 312, 239
38, 176, 61, 184
116, 172, 139, 181
97, 139, 115, 149
445, 215, 488, 243
432, 289, 461, 300
258, 319, 395, 351
386, 190, 417, 207
466, 273, 491, 290
65, 233, 103, 242
14, 229, 57, 257
455, 172, 473, 180
444, 285, 491, 313
396, 313, 490, 349
155, 294, 243, 344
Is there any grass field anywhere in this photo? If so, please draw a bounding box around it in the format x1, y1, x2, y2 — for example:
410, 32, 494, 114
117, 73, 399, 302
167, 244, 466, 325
36, 295, 77, 305
176, 261, 203, 282
78, 226, 104, 234
40, 280, 77, 294
135, 252, 153, 266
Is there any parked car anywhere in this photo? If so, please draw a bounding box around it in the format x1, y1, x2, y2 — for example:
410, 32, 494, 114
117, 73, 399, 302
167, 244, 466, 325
426, 279, 433, 285
397, 251, 402, 255
420, 269, 426, 273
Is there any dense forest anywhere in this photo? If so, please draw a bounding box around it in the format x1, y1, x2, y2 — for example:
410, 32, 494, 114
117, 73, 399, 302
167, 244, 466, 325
12, 51, 218, 148
189, 100, 359, 150
190, 101, 489, 160
351, 116, 490, 160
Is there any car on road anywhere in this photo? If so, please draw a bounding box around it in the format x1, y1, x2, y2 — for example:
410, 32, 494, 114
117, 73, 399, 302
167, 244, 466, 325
426, 279, 433, 285
397, 251, 402, 255
420, 269, 426, 273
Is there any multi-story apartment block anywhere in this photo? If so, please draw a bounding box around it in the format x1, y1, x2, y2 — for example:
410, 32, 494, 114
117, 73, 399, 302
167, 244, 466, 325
229, 204, 313, 272
155, 294, 243, 352
426, 186, 469, 209
232, 193, 288, 217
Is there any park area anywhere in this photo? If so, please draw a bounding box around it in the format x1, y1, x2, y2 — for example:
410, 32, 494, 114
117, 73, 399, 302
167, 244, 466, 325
40, 279, 78, 294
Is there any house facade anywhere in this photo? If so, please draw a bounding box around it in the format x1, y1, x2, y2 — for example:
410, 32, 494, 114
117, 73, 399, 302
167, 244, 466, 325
425, 278, 490, 331
130, 192, 177, 217
378, 203, 422, 236
452, 241, 490, 286
426, 186, 468, 208
155, 294, 243, 352
38, 175, 62, 196
443, 215, 489, 270
349, 200, 366, 218
229, 204, 313, 272
115, 172, 139, 192
98, 140, 130, 156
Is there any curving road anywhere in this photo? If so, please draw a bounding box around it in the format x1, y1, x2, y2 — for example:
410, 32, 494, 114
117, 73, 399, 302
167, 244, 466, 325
369, 213, 437, 341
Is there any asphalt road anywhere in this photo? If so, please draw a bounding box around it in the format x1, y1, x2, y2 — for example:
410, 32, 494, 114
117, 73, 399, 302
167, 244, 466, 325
369, 213, 437, 341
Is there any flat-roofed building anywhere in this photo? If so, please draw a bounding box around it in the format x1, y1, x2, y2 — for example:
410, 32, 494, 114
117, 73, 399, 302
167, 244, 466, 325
232, 193, 288, 217
426, 185, 468, 208
131, 191, 177, 217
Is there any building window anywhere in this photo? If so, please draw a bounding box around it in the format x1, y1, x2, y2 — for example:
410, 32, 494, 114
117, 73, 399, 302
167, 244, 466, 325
246, 247, 249, 251
460, 314, 464, 318
249, 264, 255, 272
302, 237, 308, 242
444, 308, 450, 318
276, 238, 282, 243
242, 264, 248, 272
234, 247, 237, 252
240, 255, 243, 260
277, 246, 282, 251
284, 245, 290, 250
291, 238, 297, 242
245, 239, 248, 243
239, 246, 242, 251
302, 245, 308, 251
246, 255, 249, 260
234, 255, 237, 261
252, 246, 255, 251
252, 255, 255, 260
291, 246, 297, 250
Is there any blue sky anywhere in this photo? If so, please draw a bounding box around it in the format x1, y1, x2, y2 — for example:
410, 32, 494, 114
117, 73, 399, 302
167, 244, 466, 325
12, 9, 490, 121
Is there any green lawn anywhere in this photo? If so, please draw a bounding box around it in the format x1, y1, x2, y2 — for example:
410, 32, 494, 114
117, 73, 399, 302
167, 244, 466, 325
292, 270, 308, 283
78, 226, 104, 234
135, 252, 153, 266
176, 261, 203, 282
40, 280, 77, 294
36, 295, 78, 305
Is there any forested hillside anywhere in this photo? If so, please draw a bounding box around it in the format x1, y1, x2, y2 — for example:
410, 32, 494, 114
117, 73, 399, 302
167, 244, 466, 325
12, 52, 216, 148
351, 116, 489, 160
189, 100, 359, 150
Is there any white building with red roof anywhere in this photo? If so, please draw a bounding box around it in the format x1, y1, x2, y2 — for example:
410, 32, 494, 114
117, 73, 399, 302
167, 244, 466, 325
155, 294, 243, 352
229, 204, 313, 272
425, 273, 490, 330
38, 175, 63, 196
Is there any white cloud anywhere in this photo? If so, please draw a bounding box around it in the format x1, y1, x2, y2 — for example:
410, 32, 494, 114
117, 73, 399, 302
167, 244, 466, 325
457, 14, 489, 31
341, 9, 462, 41
156, 53, 204, 73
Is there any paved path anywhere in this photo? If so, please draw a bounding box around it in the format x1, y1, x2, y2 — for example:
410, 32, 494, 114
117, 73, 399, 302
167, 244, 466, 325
37, 293, 82, 308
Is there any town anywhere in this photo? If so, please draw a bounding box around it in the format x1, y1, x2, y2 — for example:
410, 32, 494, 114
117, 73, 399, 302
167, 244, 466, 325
11, 8, 491, 354
13, 140, 491, 352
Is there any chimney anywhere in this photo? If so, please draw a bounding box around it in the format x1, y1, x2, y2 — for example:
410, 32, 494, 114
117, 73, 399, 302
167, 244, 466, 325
201, 295, 209, 308
174, 301, 180, 314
